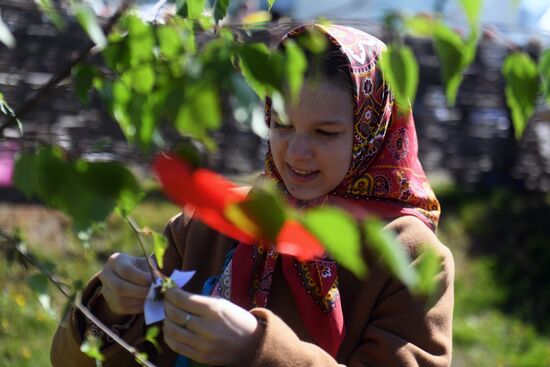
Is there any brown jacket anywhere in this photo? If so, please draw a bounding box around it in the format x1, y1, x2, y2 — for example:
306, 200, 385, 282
51, 213, 454, 367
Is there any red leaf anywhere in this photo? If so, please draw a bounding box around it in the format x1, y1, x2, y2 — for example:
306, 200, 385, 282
276, 220, 325, 261
153, 153, 256, 243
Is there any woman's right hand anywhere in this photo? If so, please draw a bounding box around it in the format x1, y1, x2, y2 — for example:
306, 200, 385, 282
98, 253, 152, 316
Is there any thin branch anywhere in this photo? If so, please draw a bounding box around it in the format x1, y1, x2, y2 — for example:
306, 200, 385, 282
0, 229, 72, 297
0, 0, 133, 134
126, 216, 164, 282
74, 293, 157, 367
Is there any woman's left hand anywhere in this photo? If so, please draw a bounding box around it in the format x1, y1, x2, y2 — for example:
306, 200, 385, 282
162, 287, 263, 366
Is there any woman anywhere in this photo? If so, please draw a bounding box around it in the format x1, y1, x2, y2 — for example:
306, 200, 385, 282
51, 24, 454, 366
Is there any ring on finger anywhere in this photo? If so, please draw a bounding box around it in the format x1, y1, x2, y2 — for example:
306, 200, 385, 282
181, 312, 192, 329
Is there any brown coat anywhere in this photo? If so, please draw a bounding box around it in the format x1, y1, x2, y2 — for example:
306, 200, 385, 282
51, 213, 454, 367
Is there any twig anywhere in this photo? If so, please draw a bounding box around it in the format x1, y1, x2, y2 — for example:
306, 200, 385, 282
0, 0, 133, 134
126, 216, 164, 282
0, 229, 71, 297
74, 293, 157, 367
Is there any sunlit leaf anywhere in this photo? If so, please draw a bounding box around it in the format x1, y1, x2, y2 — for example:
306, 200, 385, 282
157, 25, 182, 59
432, 24, 466, 105
363, 219, 418, 288
34, 0, 66, 30
74, 4, 107, 49
175, 84, 221, 139
459, 0, 483, 30
132, 65, 155, 94
0, 11, 15, 49
415, 246, 441, 295
302, 207, 367, 278
284, 39, 307, 103
228, 182, 287, 240
80, 335, 105, 362
72, 64, 96, 105
213, 0, 229, 23
404, 15, 437, 37
145, 325, 162, 352
540, 49, 550, 106
127, 15, 155, 66
502, 52, 540, 140
152, 232, 167, 269
178, 0, 205, 19
0, 92, 22, 134
378, 44, 419, 111
242, 11, 272, 26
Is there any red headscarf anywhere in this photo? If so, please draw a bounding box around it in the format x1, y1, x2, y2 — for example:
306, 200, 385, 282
214, 24, 441, 358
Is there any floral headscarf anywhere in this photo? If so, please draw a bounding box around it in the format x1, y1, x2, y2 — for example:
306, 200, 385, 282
216, 24, 440, 358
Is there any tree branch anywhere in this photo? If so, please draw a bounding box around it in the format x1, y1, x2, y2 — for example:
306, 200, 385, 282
0, 0, 132, 134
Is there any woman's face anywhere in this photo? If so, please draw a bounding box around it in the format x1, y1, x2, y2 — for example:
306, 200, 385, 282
269, 79, 354, 201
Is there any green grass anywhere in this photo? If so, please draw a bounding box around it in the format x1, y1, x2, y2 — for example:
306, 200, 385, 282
1, 187, 550, 366
0, 197, 179, 367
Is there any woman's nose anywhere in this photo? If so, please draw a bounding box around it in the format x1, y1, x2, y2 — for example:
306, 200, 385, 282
287, 133, 314, 160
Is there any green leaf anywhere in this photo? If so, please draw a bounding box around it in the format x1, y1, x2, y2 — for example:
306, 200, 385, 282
404, 15, 437, 37
230, 182, 287, 240
132, 65, 156, 94
13, 147, 142, 230
459, 0, 483, 30
179, 0, 206, 19
74, 4, 107, 49
378, 44, 419, 111
81, 335, 105, 362
213, 0, 229, 23
540, 49, 550, 106
0, 92, 22, 134
175, 83, 221, 139
26, 273, 55, 316
102, 33, 131, 73
152, 233, 167, 270
502, 52, 540, 140
34, 0, 66, 30
301, 208, 367, 278
0, 11, 15, 48
363, 219, 418, 288
238, 43, 285, 99
284, 39, 307, 103
145, 325, 162, 352
26, 273, 49, 295
268, 0, 277, 12
432, 24, 467, 105
127, 15, 155, 66
415, 246, 441, 295
72, 64, 95, 105
157, 25, 182, 59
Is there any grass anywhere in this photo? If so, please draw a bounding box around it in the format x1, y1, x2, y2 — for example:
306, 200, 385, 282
1, 186, 550, 366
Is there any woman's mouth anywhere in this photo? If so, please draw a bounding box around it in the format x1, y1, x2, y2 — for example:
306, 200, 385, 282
286, 163, 320, 183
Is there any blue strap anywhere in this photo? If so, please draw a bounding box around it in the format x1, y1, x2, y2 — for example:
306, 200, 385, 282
174, 247, 236, 366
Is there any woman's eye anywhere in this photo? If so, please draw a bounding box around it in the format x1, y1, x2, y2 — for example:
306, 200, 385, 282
316, 129, 339, 137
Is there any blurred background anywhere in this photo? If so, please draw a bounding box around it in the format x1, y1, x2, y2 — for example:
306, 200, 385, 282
0, 0, 550, 365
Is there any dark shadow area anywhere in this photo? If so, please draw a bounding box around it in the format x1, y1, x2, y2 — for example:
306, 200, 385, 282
438, 187, 550, 335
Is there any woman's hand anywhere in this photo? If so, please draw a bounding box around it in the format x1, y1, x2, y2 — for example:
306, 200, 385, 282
97, 253, 152, 317
162, 288, 263, 366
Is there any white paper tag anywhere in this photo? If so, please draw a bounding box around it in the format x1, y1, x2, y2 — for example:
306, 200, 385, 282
144, 270, 195, 325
